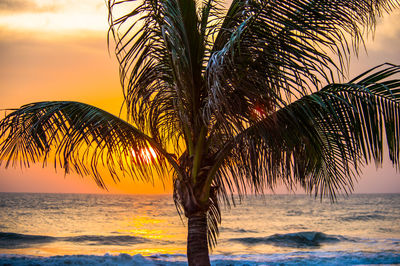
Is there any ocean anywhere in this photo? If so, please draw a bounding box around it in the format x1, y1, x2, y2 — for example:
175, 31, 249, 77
0, 193, 399, 265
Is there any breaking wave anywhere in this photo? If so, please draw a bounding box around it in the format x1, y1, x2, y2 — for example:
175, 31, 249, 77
230, 231, 346, 247
0, 232, 148, 248
339, 213, 387, 221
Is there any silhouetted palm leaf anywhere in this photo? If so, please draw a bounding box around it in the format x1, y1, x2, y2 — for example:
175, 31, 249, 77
211, 64, 400, 201
0, 101, 175, 188
206, 0, 399, 133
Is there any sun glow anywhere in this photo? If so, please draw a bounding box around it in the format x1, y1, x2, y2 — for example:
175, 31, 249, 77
252, 104, 268, 120
131, 147, 158, 164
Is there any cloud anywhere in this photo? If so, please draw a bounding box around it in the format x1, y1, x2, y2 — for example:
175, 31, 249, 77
0, 0, 34, 12
0, 0, 104, 14
347, 8, 400, 77
0, 0, 109, 32
0, 0, 57, 13
368, 9, 400, 52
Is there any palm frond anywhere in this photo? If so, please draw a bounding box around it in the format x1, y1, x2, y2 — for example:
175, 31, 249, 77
108, 0, 179, 144
205, 0, 399, 129
108, 0, 209, 149
206, 190, 221, 248
0, 101, 177, 188
198, 0, 226, 71
212, 64, 400, 200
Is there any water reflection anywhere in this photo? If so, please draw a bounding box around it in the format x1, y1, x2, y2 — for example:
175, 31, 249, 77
0, 193, 399, 257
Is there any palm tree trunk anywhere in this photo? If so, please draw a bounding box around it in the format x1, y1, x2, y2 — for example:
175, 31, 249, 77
187, 213, 210, 266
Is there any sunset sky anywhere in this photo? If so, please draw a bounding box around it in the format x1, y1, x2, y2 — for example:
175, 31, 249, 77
0, 0, 399, 194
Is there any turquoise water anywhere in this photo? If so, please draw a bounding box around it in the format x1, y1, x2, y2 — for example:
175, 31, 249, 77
0, 193, 399, 265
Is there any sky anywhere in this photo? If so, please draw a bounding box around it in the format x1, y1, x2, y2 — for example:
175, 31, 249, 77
0, 0, 399, 194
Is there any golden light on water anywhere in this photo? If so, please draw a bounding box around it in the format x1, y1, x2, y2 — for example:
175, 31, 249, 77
113, 215, 187, 255
126, 216, 166, 240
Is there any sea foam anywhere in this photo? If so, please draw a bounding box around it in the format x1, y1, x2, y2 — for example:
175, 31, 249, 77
1, 251, 400, 266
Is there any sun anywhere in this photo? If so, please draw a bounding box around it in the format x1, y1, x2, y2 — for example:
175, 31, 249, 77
131, 147, 158, 164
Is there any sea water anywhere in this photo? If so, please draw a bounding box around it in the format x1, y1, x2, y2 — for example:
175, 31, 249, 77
0, 193, 399, 265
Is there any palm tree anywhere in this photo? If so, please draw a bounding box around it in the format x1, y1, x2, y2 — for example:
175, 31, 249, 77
1, 0, 400, 264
